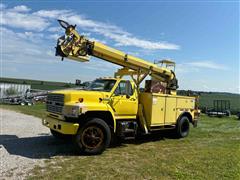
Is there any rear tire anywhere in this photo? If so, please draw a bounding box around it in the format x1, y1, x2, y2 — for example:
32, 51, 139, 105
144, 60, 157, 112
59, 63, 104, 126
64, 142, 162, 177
175, 116, 190, 138
75, 118, 111, 155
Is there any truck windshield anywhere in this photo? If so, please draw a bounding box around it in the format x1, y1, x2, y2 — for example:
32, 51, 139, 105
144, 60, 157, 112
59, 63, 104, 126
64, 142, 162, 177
86, 79, 116, 92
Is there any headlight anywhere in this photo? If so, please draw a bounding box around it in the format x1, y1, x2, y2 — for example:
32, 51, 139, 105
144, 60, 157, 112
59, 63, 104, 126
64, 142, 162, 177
71, 106, 80, 117
63, 106, 81, 117
71, 106, 79, 115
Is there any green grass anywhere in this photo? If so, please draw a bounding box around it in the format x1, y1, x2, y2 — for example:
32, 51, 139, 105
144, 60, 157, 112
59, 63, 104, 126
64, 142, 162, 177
1, 104, 240, 179
29, 115, 240, 180
0, 103, 45, 118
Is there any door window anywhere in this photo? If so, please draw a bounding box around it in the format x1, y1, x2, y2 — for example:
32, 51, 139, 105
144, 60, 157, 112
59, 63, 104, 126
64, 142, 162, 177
114, 81, 133, 96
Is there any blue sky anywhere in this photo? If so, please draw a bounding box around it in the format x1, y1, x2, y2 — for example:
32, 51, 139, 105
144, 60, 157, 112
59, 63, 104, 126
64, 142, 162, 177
0, 1, 239, 93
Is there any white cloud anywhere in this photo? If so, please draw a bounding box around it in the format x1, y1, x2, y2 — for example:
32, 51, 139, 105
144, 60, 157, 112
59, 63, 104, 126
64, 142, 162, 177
11, 5, 31, 12
16, 31, 44, 43
64, 14, 179, 50
1, 8, 50, 31
186, 61, 228, 70
1, 4, 180, 50
89, 37, 107, 44
176, 63, 199, 74
0, 27, 55, 64
176, 61, 228, 75
113, 35, 179, 50
33, 9, 73, 18
0, 4, 179, 83
0, 4, 238, 93
47, 26, 62, 32
48, 33, 61, 40
0, 26, 118, 79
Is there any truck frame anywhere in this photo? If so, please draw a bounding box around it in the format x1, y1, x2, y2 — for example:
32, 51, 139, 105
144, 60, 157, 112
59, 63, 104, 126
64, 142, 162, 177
42, 20, 199, 155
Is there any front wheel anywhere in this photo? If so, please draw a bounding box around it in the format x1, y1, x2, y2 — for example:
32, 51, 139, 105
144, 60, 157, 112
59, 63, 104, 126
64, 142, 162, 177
175, 116, 190, 138
75, 118, 111, 155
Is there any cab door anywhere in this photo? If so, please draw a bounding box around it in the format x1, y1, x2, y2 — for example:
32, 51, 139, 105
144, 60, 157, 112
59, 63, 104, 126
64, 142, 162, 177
111, 80, 138, 118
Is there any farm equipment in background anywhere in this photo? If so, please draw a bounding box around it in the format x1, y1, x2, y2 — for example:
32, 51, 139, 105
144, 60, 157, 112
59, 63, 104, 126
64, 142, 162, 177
25, 89, 49, 102
1, 89, 49, 105
75, 79, 92, 89
206, 100, 231, 117
1, 96, 33, 106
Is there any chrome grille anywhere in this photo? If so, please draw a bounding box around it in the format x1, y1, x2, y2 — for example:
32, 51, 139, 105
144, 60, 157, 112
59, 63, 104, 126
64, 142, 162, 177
46, 94, 64, 114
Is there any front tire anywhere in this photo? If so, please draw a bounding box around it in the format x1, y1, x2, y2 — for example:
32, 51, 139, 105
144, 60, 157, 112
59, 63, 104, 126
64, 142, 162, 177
176, 116, 190, 138
75, 118, 111, 155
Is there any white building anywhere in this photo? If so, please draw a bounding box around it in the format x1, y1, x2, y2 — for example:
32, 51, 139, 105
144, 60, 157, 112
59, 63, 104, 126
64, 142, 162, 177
0, 83, 31, 98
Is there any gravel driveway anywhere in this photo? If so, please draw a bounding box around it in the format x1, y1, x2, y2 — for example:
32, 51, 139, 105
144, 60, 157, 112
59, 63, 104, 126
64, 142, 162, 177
0, 109, 76, 180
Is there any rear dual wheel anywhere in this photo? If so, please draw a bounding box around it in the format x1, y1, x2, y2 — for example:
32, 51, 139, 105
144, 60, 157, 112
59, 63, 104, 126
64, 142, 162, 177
176, 116, 190, 138
75, 118, 111, 155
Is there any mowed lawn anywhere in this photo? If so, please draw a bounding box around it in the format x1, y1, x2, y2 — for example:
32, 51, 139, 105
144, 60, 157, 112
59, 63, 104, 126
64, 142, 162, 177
1, 104, 240, 179
0, 103, 45, 118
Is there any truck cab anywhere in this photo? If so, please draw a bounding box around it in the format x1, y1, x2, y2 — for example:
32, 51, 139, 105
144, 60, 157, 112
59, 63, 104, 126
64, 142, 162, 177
45, 77, 138, 120
43, 77, 141, 154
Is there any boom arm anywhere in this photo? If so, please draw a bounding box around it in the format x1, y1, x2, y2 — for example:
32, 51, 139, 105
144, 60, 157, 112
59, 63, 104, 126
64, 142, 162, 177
55, 20, 178, 90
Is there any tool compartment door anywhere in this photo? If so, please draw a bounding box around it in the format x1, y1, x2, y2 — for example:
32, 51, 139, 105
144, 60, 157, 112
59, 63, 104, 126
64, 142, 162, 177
151, 95, 165, 125
165, 96, 177, 124
139, 93, 166, 126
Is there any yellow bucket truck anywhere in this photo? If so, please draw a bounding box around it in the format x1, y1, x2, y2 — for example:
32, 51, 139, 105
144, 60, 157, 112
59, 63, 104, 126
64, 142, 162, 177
42, 20, 199, 155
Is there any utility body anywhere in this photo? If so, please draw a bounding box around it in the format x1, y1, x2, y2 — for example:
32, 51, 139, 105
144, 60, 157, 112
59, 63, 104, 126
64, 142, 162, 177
42, 20, 199, 154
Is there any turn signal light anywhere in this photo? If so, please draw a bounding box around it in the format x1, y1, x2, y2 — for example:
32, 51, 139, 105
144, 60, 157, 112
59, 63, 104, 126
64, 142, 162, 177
79, 98, 84, 103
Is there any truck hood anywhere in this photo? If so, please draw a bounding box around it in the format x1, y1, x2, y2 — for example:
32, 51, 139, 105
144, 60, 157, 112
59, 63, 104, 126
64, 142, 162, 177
51, 89, 111, 104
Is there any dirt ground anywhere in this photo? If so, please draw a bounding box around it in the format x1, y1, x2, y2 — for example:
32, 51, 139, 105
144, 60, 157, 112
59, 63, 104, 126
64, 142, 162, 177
0, 109, 75, 180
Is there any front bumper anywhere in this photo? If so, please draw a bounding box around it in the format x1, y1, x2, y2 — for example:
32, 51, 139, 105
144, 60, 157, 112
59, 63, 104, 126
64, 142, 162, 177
193, 119, 198, 127
42, 115, 79, 135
